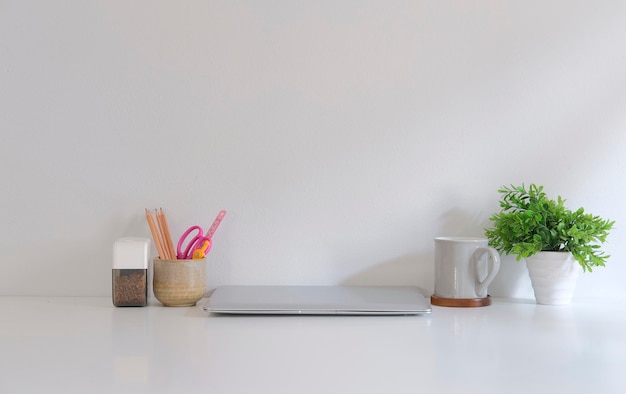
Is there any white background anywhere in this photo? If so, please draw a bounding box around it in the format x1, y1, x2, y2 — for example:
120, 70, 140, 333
2, 0, 625, 300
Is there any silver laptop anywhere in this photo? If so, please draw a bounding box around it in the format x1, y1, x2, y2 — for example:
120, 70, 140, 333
203, 285, 432, 315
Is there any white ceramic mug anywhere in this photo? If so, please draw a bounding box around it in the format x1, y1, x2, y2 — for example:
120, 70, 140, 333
434, 237, 501, 299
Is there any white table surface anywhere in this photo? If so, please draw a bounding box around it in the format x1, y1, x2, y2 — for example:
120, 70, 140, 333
1, 296, 625, 394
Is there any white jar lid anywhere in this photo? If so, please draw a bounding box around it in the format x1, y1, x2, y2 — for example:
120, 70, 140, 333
113, 237, 150, 269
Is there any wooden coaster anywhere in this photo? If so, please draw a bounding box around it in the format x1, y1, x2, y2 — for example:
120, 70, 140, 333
430, 295, 491, 308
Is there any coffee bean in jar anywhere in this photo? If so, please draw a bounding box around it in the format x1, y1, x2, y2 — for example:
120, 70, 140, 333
112, 238, 150, 307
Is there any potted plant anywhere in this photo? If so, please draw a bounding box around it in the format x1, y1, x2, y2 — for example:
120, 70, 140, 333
484, 184, 614, 305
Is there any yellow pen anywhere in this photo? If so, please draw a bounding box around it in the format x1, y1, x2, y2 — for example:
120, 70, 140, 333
192, 239, 211, 259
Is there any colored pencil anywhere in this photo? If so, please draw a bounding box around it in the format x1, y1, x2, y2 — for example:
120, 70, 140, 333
145, 209, 166, 259
155, 208, 171, 259
159, 208, 176, 260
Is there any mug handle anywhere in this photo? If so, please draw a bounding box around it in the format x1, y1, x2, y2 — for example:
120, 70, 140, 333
472, 247, 501, 298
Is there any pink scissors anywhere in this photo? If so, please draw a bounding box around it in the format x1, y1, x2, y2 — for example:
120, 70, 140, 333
176, 210, 227, 259
176, 226, 212, 260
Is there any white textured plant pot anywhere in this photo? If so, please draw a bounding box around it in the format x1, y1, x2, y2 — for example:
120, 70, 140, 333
525, 252, 582, 305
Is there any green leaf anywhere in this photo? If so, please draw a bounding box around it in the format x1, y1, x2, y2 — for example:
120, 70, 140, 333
484, 183, 615, 271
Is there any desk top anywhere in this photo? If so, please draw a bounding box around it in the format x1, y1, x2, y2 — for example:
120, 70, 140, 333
1, 296, 625, 394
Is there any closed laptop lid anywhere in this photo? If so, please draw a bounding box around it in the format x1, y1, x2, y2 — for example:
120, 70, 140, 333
203, 285, 432, 315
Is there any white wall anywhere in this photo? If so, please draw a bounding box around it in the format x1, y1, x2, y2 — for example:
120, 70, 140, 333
2, 0, 625, 300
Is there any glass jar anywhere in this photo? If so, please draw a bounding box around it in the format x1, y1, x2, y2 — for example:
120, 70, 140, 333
112, 238, 150, 307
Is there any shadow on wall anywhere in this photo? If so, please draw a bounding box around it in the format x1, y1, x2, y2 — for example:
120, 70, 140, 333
339, 208, 484, 297
340, 207, 535, 300
341, 253, 434, 297
488, 254, 534, 299
341, 251, 534, 300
